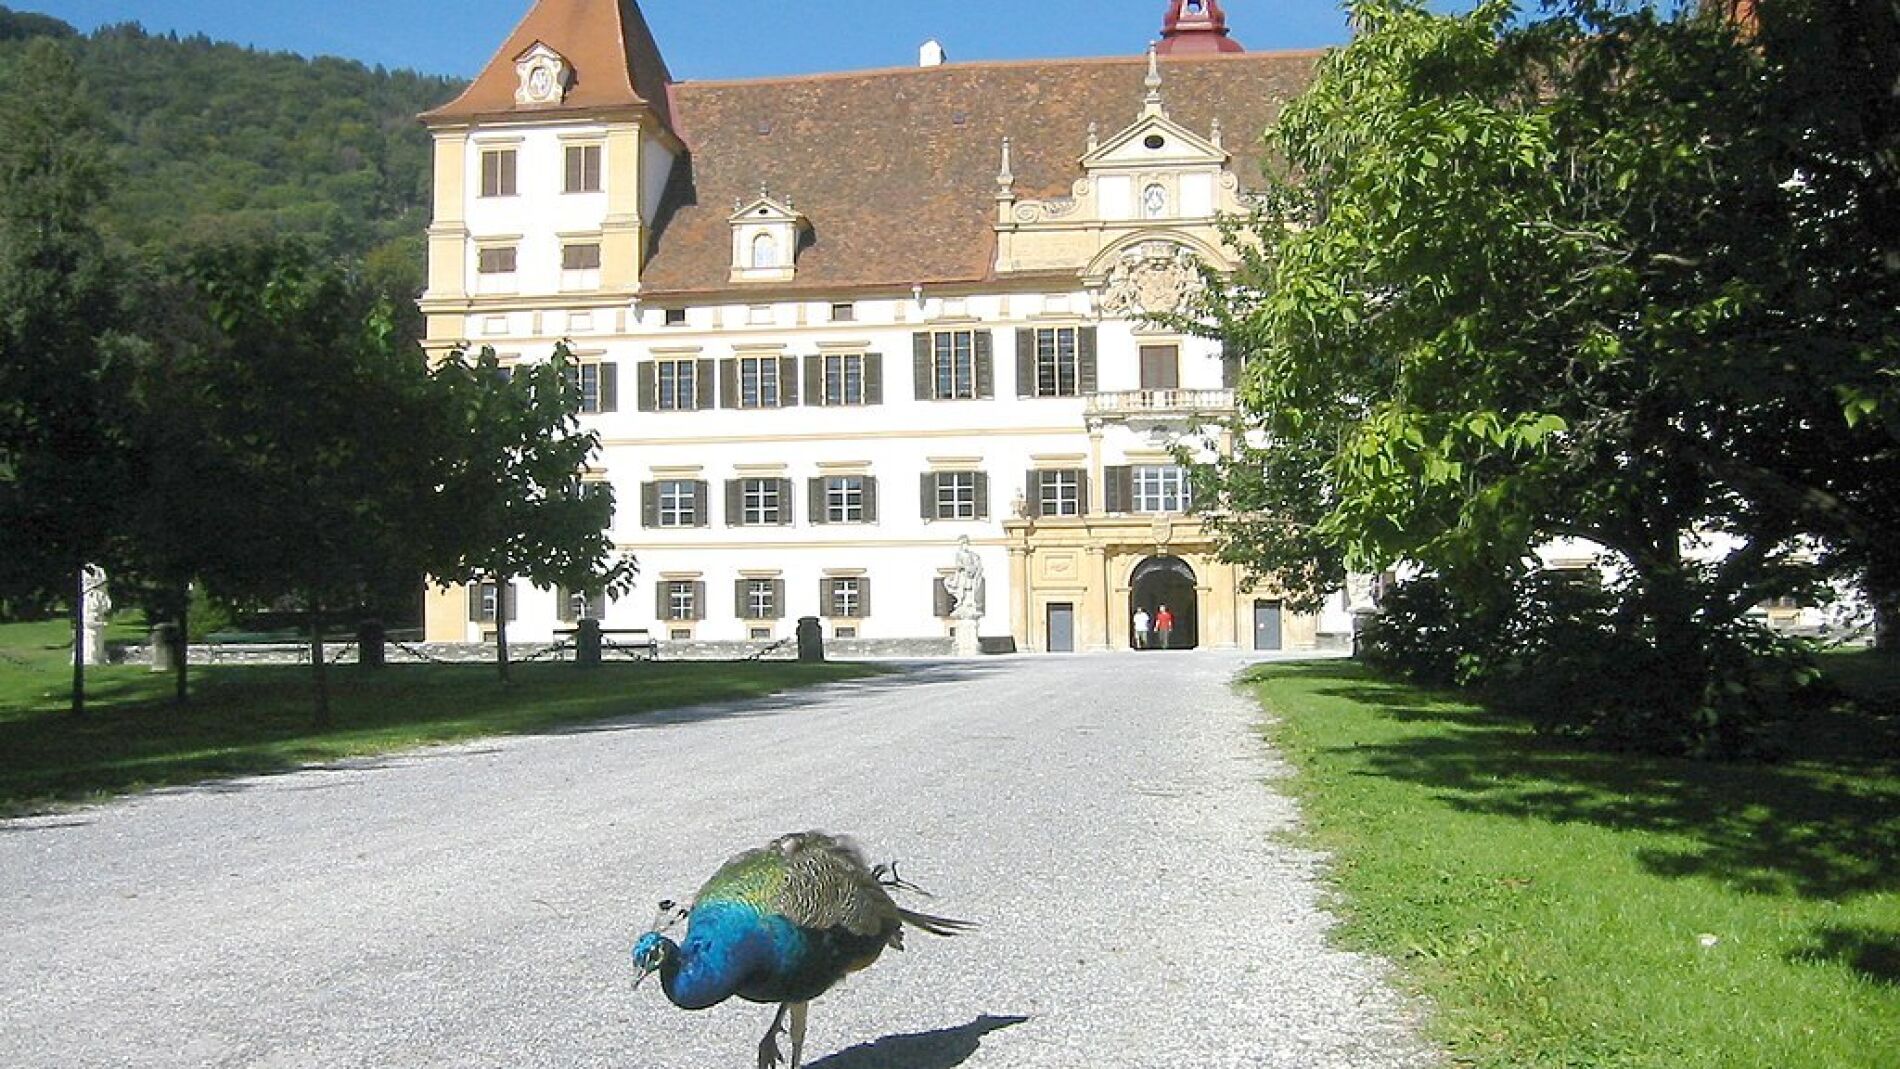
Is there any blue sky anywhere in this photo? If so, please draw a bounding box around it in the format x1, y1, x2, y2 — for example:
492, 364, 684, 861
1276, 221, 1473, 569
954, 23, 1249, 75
18, 1, 1358, 80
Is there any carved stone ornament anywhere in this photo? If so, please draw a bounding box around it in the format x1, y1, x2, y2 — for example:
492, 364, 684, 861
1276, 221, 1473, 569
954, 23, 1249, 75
515, 43, 571, 108
1100, 242, 1205, 319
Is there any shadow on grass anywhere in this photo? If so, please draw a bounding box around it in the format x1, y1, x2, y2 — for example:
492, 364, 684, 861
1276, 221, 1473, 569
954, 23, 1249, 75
0, 659, 982, 816
1258, 660, 1900, 901
1790, 925, 1900, 987
806, 1015, 1029, 1069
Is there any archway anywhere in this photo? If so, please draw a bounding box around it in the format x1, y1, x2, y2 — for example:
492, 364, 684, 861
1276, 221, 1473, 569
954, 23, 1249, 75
1129, 555, 1199, 650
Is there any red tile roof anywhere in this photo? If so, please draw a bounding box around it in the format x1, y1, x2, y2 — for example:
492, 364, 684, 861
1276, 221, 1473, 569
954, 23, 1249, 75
423, 0, 673, 130
641, 51, 1319, 297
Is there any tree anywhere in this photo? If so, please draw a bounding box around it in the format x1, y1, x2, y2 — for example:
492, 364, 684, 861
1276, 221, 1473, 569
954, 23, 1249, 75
0, 38, 133, 717
1194, 0, 1899, 751
176, 238, 444, 725
426, 345, 634, 682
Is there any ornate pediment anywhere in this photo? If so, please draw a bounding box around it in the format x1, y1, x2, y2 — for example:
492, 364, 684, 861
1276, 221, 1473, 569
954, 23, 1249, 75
514, 42, 571, 108
729, 190, 809, 283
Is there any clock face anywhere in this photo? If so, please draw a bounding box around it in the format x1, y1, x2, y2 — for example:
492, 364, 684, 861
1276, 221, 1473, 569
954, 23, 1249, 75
1143, 184, 1167, 217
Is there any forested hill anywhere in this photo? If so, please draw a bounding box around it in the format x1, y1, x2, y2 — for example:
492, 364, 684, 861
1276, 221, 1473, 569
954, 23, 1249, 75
0, 6, 465, 261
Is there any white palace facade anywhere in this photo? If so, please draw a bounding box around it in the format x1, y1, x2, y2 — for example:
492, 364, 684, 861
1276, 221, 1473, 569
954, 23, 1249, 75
418, 0, 1356, 653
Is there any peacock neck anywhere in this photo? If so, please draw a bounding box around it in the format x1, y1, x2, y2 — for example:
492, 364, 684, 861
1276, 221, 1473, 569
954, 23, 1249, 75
659, 900, 777, 1011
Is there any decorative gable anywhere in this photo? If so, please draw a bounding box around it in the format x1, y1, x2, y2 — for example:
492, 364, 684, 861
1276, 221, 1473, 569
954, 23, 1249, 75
514, 42, 572, 108
729, 192, 809, 283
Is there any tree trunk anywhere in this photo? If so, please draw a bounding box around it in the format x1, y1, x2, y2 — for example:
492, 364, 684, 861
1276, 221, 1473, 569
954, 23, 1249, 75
70, 568, 86, 719
309, 605, 331, 729
495, 578, 513, 683
174, 596, 190, 707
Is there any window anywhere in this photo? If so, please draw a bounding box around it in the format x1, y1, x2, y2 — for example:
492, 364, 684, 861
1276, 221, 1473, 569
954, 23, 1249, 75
1034, 327, 1079, 397
480, 148, 517, 197
740, 356, 780, 408
738, 578, 784, 621
561, 243, 601, 290
751, 233, 779, 269
925, 471, 988, 521
1139, 344, 1180, 389
643, 479, 705, 528
823, 353, 867, 406
663, 308, 688, 327
566, 361, 617, 414
563, 143, 601, 193
1132, 465, 1192, 513
829, 302, 855, 323
656, 359, 698, 411
825, 577, 868, 619
933, 331, 976, 399
747, 305, 773, 325
1033, 469, 1084, 517
476, 247, 517, 295
467, 580, 516, 623
557, 586, 607, 622
811, 474, 876, 524
660, 580, 703, 622
729, 477, 788, 526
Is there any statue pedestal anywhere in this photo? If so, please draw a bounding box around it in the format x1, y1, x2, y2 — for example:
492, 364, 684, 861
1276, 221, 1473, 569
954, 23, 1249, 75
81, 626, 108, 666
953, 619, 982, 657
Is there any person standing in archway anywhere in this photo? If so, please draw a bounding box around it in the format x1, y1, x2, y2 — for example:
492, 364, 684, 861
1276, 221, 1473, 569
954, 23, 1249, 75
1155, 604, 1175, 650
1132, 605, 1151, 649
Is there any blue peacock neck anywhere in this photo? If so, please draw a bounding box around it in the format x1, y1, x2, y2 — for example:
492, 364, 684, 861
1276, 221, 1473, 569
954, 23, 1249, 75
657, 900, 779, 1010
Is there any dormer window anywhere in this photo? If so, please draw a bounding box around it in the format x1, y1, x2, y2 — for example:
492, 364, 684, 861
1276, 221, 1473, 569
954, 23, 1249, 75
728, 191, 808, 283
515, 43, 571, 108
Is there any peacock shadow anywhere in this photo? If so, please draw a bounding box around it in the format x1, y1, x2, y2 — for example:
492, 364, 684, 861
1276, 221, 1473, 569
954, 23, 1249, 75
805, 1014, 1029, 1069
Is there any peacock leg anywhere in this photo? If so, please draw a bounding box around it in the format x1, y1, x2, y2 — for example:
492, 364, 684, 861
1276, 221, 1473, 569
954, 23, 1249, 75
787, 1001, 809, 1069
757, 1003, 790, 1069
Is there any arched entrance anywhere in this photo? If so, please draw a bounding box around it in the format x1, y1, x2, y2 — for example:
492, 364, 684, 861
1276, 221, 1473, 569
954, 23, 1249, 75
1129, 555, 1199, 650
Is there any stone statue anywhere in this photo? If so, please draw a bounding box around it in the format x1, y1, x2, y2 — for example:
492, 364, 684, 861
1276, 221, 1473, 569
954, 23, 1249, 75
80, 564, 111, 666
945, 536, 985, 620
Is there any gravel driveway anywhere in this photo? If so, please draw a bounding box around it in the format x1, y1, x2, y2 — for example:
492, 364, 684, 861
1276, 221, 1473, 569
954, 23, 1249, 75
0, 651, 1439, 1068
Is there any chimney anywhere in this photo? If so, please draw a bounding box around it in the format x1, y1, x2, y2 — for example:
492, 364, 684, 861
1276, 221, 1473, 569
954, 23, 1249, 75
919, 39, 947, 67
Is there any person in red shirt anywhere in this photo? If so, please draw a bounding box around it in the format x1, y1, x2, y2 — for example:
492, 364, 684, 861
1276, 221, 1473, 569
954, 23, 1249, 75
1155, 604, 1175, 649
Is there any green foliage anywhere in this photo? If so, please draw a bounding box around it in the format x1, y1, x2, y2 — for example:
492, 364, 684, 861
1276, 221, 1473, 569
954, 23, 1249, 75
1252, 657, 1900, 1068
1195, 0, 1900, 750
0, 6, 460, 261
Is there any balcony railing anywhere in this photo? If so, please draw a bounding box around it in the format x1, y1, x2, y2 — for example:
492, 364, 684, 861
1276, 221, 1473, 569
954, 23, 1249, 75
1085, 388, 1237, 420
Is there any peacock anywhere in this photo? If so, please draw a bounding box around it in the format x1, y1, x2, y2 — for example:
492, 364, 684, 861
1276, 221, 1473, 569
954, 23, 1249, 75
631, 830, 973, 1069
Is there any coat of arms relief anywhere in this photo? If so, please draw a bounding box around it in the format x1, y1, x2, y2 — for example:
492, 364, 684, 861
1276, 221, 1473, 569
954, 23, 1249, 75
1098, 242, 1207, 321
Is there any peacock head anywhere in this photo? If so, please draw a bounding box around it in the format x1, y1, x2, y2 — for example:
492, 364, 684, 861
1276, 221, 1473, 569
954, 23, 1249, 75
631, 898, 690, 990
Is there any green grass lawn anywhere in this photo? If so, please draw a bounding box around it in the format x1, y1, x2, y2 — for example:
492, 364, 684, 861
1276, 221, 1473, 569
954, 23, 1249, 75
1250, 651, 1900, 1069
0, 619, 881, 817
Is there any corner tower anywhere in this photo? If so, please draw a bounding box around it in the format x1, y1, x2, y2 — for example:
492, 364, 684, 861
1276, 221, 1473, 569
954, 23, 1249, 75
418, 0, 679, 351
1156, 0, 1246, 55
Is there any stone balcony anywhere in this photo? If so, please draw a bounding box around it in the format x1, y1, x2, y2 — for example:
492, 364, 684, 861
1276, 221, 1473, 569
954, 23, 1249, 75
1084, 388, 1237, 422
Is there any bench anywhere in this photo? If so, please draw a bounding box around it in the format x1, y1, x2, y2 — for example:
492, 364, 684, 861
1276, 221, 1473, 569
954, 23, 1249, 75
558, 624, 659, 660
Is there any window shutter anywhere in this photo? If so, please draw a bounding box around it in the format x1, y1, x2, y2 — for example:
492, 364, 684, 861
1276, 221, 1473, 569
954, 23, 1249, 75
734, 579, 748, 619
862, 475, 879, 523
637, 362, 657, 411
1222, 341, 1240, 389
692, 581, 707, 621
1079, 327, 1099, 394
803, 354, 823, 406
695, 358, 715, 409
933, 577, 953, 618
599, 362, 618, 413
771, 579, 787, 620
778, 479, 795, 525
557, 586, 575, 623
654, 581, 668, 620
1105, 466, 1133, 513
819, 577, 834, 616
641, 482, 658, 527
808, 477, 826, 525
719, 359, 738, 409
1077, 469, 1092, 515
726, 479, 743, 526
975, 330, 994, 398
692, 481, 709, 527
1025, 470, 1044, 515
912, 334, 931, 400
1016, 329, 1035, 397
858, 577, 872, 618
974, 471, 991, 520
920, 472, 936, 521
779, 356, 799, 407
502, 581, 517, 622
1191, 463, 1216, 512
864, 353, 884, 405
467, 582, 482, 622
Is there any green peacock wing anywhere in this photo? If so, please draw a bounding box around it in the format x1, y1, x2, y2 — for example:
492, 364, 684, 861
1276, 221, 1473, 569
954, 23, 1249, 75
693, 846, 788, 910
766, 831, 901, 939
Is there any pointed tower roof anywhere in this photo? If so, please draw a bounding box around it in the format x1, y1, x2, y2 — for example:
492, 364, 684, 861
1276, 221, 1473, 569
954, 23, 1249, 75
423, 0, 674, 129
1157, 0, 1246, 55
